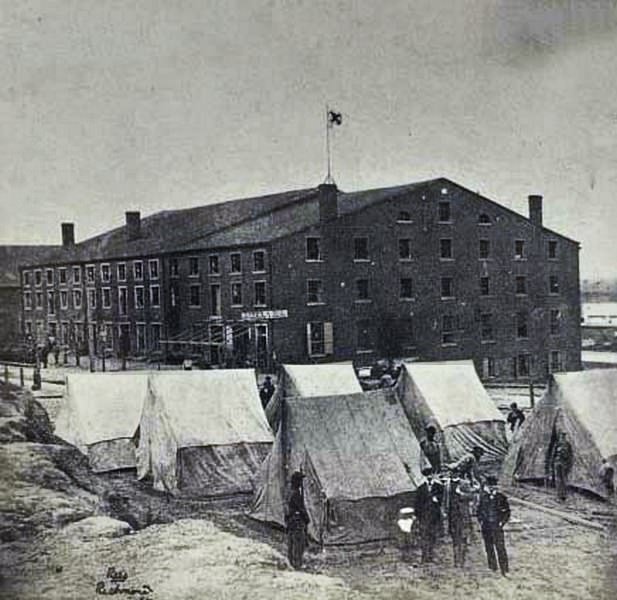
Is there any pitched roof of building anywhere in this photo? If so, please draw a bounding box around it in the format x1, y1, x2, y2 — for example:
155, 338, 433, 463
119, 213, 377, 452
0, 246, 60, 287
19, 177, 579, 266
25, 188, 315, 265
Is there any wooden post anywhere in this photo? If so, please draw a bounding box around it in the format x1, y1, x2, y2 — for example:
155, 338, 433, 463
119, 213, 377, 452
20, 367, 24, 388
529, 379, 535, 409
3, 364, 8, 384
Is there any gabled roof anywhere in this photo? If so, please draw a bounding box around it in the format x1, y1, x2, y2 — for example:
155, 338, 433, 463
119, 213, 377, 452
19, 176, 579, 266
0, 245, 60, 287
22, 188, 315, 266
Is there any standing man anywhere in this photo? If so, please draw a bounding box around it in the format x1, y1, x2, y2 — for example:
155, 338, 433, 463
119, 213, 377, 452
414, 467, 443, 563
420, 425, 442, 474
477, 475, 510, 576
260, 376, 275, 409
285, 471, 310, 570
599, 459, 614, 498
506, 403, 525, 433
551, 431, 573, 501
445, 467, 478, 567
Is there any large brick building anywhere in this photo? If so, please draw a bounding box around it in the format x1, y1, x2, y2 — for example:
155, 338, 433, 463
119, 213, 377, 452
19, 177, 581, 380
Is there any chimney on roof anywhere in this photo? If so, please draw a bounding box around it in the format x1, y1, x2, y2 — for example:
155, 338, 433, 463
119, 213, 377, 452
318, 183, 338, 223
61, 222, 75, 247
528, 195, 543, 226
125, 211, 141, 240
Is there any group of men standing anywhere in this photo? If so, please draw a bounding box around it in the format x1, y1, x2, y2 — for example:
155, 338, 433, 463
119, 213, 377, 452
414, 429, 511, 576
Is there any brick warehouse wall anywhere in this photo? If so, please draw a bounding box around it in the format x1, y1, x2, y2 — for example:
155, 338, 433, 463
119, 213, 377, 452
17, 179, 581, 381
269, 181, 581, 380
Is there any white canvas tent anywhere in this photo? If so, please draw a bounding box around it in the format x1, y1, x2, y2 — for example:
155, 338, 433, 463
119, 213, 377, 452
503, 369, 617, 499
251, 389, 428, 544
394, 360, 508, 465
265, 363, 362, 428
137, 369, 273, 496
55, 372, 149, 473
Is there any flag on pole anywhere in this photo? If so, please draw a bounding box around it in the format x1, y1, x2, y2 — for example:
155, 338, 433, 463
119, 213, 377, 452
328, 110, 343, 127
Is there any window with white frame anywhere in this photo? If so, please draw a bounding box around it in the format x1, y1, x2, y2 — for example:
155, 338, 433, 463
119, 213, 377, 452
100, 264, 111, 283
150, 285, 160, 307
134, 286, 145, 308
118, 287, 128, 315
515, 275, 527, 295
24, 291, 32, 310
440, 238, 453, 260
306, 237, 321, 261
442, 315, 456, 345
230, 253, 242, 273
208, 255, 219, 275
73, 290, 82, 309
549, 275, 560, 295
86, 265, 95, 284
46, 269, 54, 286
354, 237, 369, 261
400, 278, 413, 300
514, 240, 525, 260
307, 279, 324, 304
35, 292, 43, 310
117, 263, 126, 281
59, 268, 67, 285
253, 250, 266, 273
34, 270, 42, 286
231, 282, 243, 306
189, 257, 199, 277
148, 259, 159, 280
60, 290, 68, 310
133, 261, 143, 280
189, 284, 200, 307
307, 321, 333, 356
441, 277, 454, 299
399, 239, 412, 260
102, 288, 111, 308
87, 288, 96, 309
23, 271, 31, 286
72, 266, 81, 284
254, 281, 266, 306
47, 291, 55, 314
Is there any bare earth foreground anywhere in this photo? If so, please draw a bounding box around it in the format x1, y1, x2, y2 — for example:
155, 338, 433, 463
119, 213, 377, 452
1, 383, 616, 600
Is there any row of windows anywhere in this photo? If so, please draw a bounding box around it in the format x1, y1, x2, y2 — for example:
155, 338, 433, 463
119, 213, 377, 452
302, 274, 562, 304
23, 260, 160, 287
306, 237, 560, 262
170, 250, 267, 278
24, 286, 161, 313
181, 281, 267, 310
25, 280, 269, 314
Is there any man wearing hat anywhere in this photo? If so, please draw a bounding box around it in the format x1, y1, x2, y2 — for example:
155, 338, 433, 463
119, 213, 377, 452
477, 475, 510, 576
444, 466, 479, 567
448, 446, 485, 484
420, 425, 442, 474
259, 375, 276, 409
285, 471, 310, 569
414, 467, 444, 563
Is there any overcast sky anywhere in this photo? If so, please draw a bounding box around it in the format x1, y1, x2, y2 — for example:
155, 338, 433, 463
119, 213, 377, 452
1, 1, 617, 278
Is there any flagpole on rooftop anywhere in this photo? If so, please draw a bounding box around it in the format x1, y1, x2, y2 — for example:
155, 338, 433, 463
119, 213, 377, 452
325, 104, 333, 184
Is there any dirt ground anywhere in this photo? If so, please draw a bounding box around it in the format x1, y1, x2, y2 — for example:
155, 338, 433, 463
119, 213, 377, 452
1, 383, 616, 600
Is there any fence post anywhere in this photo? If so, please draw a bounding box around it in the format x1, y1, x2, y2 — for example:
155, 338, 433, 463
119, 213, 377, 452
20, 367, 24, 388
529, 379, 535, 409
3, 364, 8, 384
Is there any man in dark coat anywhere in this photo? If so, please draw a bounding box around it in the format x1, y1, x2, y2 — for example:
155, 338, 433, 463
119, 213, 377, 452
259, 376, 275, 409
506, 403, 525, 433
285, 471, 310, 569
445, 467, 478, 567
551, 431, 573, 501
414, 467, 444, 563
420, 425, 442, 473
477, 475, 511, 576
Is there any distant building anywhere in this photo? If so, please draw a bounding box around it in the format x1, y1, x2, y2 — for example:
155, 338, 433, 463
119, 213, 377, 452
0, 245, 59, 357
18, 178, 582, 380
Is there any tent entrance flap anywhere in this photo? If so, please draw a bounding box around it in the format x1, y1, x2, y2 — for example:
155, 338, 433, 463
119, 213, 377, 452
177, 442, 271, 497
